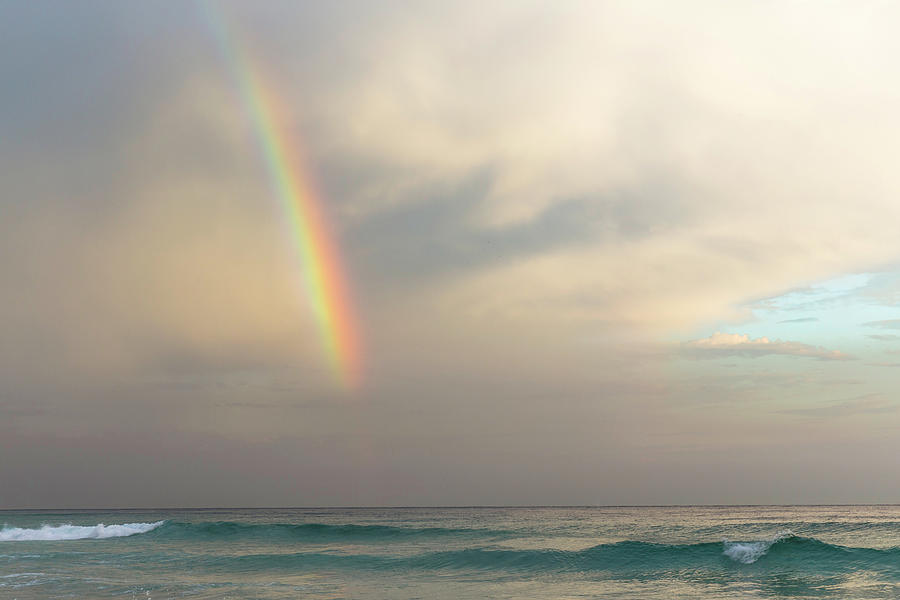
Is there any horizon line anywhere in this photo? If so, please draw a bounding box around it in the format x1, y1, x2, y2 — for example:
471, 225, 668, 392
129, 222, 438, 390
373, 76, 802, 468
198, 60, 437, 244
3, 503, 900, 511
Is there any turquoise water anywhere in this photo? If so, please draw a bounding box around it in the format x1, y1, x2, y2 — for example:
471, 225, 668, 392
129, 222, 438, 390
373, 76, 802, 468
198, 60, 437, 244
3, 506, 900, 598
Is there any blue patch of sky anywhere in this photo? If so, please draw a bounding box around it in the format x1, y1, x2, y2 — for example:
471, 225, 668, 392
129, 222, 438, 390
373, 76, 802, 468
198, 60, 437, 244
670, 270, 900, 410
690, 270, 900, 361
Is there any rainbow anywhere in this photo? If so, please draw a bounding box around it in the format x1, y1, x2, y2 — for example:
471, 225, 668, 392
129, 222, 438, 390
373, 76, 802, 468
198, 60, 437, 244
200, 1, 362, 389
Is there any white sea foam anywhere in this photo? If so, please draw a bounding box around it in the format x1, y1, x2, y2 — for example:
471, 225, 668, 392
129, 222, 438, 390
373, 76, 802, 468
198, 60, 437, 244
723, 530, 793, 564
0, 521, 164, 542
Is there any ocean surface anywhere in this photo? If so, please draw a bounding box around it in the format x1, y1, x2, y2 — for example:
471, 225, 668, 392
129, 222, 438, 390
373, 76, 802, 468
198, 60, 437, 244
2, 506, 900, 599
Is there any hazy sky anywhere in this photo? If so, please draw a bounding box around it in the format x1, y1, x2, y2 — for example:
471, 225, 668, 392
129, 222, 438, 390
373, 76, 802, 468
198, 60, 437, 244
3, 1, 900, 508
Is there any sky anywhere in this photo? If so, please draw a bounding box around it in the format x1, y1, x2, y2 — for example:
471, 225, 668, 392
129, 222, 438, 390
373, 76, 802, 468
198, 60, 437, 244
3, 1, 900, 508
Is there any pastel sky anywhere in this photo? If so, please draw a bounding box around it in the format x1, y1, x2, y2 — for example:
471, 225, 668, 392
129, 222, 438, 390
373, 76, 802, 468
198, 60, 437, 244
3, 1, 900, 507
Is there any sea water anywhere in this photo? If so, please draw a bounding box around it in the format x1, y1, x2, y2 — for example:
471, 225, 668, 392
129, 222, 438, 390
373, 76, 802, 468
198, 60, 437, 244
2, 505, 900, 599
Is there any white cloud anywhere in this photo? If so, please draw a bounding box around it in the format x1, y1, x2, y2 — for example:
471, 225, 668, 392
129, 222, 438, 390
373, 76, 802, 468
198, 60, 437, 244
681, 332, 852, 361
278, 0, 900, 337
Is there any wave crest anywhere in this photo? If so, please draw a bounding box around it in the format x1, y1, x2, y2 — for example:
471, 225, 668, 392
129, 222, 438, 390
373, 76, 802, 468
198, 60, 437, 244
723, 530, 795, 564
0, 521, 165, 542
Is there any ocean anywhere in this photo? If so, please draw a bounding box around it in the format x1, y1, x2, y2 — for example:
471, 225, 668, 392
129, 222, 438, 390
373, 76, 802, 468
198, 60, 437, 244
2, 505, 900, 599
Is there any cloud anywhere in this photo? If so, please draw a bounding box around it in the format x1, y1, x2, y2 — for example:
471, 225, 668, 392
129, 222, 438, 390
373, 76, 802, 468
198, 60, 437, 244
867, 334, 900, 341
10, 0, 900, 361
284, 0, 900, 339
781, 394, 896, 418
777, 317, 819, 324
863, 320, 900, 330
681, 332, 853, 361
6, 1, 900, 506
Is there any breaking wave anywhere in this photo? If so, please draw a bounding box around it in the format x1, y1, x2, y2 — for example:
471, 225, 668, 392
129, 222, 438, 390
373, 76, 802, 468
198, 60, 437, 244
723, 530, 795, 564
0, 521, 165, 542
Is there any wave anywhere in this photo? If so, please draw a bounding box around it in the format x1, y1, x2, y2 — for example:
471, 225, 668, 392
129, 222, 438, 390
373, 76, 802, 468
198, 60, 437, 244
188, 534, 900, 576
5, 520, 898, 578
723, 530, 794, 564
689, 521, 900, 539
147, 521, 512, 541
0, 521, 164, 542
